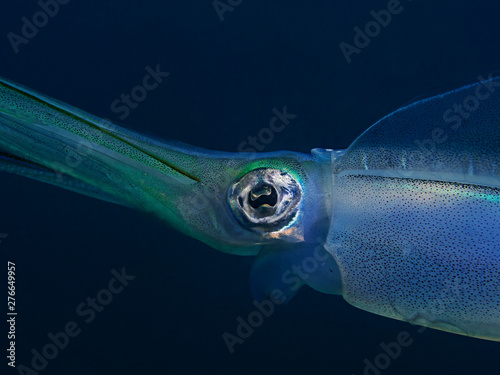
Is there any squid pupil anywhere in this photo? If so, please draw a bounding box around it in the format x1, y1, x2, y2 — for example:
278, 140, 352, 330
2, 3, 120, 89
248, 184, 278, 209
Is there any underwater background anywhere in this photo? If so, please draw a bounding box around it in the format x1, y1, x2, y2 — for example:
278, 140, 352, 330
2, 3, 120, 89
1, 1, 499, 374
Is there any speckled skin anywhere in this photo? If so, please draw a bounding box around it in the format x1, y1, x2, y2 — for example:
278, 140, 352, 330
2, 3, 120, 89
328, 175, 500, 341
0, 75, 498, 341
328, 76, 500, 341
0, 77, 326, 256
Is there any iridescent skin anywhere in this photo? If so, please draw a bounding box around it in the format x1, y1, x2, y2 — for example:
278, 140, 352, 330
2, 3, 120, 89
0, 76, 498, 341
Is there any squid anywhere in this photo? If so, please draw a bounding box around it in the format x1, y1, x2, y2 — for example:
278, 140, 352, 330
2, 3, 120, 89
0, 75, 499, 341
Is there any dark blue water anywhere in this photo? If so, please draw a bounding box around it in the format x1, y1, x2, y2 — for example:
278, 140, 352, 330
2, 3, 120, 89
1, 1, 499, 374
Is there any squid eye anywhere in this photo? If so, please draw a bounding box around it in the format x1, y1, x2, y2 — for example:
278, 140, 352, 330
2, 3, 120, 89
248, 183, 278, 209
228, 168, 302, 232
